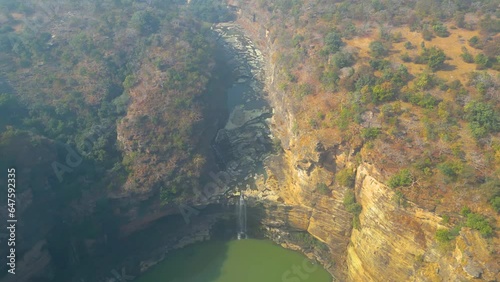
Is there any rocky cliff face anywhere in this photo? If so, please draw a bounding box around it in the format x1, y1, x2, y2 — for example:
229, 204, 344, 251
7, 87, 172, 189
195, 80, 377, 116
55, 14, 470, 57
349, 164, 499, 281
230, 2, 499, 281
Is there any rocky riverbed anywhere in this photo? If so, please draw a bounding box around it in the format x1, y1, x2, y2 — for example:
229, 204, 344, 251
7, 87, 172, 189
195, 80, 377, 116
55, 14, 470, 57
210, 23, 275, 192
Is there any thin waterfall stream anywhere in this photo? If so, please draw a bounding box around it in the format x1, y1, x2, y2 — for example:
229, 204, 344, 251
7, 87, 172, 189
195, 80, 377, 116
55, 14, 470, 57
131, 22, 332, 282
237, 191, 247, 239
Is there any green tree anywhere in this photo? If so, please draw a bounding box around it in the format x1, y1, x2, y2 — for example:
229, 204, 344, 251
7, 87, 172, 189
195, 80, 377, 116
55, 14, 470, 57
361, 127, 381, 140
324, 31, 343, 54
464, 101, 500, 138
474, 53, 491, 69
122, 75, 136, 90
332, 51, 355, 68
468, 36, 481, 49
369, 40, 388, 58
436, 229, 452, 243
414, 72, 435, 90
460, 47, 474, 63
491, 196, 500, 212
336, 168, 356, 188
343, 190, 362, 229
424, 46, 446, 71
388, 169, 413, 188
466, 213, 493, 237
372, 82, 394, 102
432, 22, 449, 37
69, 32, 94, 55
130, 11, 160, 35
438, 161, 463, 182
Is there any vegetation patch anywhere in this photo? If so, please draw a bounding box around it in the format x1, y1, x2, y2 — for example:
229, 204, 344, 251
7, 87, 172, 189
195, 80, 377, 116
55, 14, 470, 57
435, 229, 452, 243
388, 169, 413, 188
464, 101, 500, 139
336, 168, 356, 188
316, 183, 330, 195
343, 190, 362, 229
461, 208, 494, 237
289, 232, 329, 254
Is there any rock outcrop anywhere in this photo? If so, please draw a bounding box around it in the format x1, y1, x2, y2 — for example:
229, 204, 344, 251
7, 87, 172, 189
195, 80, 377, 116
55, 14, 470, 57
230, 1, 499, 281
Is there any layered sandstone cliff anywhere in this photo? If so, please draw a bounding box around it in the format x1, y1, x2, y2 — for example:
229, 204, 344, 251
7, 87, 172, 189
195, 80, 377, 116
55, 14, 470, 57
230, 1, 499, 281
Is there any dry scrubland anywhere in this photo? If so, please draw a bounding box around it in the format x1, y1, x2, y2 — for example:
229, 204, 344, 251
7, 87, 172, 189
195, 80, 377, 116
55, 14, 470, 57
243, 0, 500, 254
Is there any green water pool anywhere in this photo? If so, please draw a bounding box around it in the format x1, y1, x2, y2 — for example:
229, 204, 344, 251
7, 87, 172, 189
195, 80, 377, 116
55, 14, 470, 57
135, 239, 331, 282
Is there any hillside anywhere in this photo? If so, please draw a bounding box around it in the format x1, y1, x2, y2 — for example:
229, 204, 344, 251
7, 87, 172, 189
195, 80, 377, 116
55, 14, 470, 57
0, 0, 224, 280
229, 0, 500, 280
0, 0, 498, 281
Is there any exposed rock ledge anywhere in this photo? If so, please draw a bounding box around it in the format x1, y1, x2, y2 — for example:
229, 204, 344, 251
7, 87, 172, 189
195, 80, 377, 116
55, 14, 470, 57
349, 164, 499, 281
230, 6, 499, 281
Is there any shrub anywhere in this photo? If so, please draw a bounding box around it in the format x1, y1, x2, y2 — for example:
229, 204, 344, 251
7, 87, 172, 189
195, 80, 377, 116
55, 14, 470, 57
369, 41, 388, 58
361, 127, 381, 140
401, 52, 412, 62
414, 72, 435, 90
320, 70, 339, 91
460, 206, 471, 216
465, 213, 493, 237
388, 169, 413, 188
408, 92, 439, 109
392, 31, 404, 43
468, 36, 482, 49
336, 168, 356, 188
369, 59, 391, 70
289, 232, 327, 251
316, 183, 330, 195
490, 196, 500, 213
422, 28, 434, 41
460, 47, 474, 63
324, 31, 344, 54
130, 11, 160, 35
308, 118, 319, 129
432, 22, 450, 37
481, 180, 500, 212
390, 65, 411, 87
372, 82, 395, 102
438, 161, 463, 181
332, 51, 355, 68
436, 229, 451, 243
415, 156, 434, 176
474, 53, 491, 69
422, 46, 447, 71
464, 101, 500, 139
294, 83, 313, 99
343, 191, 362, 218
122, 75, 136, 89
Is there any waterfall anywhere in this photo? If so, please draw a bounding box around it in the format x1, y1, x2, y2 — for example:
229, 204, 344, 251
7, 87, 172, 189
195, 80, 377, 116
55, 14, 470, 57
237, 192, 247, 240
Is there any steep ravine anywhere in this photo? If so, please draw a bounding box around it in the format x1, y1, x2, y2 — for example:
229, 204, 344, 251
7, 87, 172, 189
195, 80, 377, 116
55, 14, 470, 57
6, 3, 497, 281
228, 2, 499, 281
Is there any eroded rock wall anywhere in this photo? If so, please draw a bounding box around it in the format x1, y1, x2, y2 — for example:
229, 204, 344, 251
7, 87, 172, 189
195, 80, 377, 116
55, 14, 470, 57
231, 2, 499, 281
